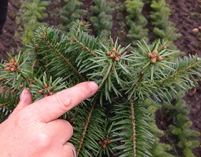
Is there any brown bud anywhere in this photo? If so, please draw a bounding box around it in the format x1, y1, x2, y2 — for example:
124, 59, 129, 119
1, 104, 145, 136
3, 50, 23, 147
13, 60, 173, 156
111, 67, 114, 71
135, 82, 139, 86
163, 45, 167, 49
98, 141, 102, 145
33, 47, 36, 50
5, 63, 10, 67
32, 63, 34, 67
10, 63, 14, 66
158, 57, 163, 61
35, 44, 38, 47
14, 62, 18, 67
148, 53, 154, 58
110, 54, 114, 58
82, 47, 85, 50
70, 40, 74, 42
29, 82, 33, 85
39, 90, 44, 94
106, 51, 111, 56
112, 47, 116, 52
10, 68, 15, 72
152, 52, 158, 56
114, 57, 119, 62
118, 51, 122, 56
151, 57, 157, 63
44, 94, 48, 97
103, 73, 105, 76
44, 83, 48, 88
33, 79, 36, 82
103, 144, 106, 149
11, 59, 15, 63
49, 86, 53, 91
48, 92, 53, 96
101, 137, 105, 140
153, 50, 158, 53
107, 140, 111, 144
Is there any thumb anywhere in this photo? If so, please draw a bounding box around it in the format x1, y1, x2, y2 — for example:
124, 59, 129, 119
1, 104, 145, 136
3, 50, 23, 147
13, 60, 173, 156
12, 88, 33, 114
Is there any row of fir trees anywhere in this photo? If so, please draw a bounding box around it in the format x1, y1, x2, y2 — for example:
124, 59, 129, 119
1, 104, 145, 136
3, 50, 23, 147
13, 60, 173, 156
1, 0, 201, 156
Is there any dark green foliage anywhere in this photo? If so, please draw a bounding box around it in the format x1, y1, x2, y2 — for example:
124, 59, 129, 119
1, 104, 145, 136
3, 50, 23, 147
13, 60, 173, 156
145, 99, 174, 157
60, 0, 86, 31
0, 21, 200, 156
16, 0, 50, 45
88, 0, 113, 40
112, 101, 154, 156
162, 94, 200, 157
125, 0, 149, 45
150, 0, 181, 50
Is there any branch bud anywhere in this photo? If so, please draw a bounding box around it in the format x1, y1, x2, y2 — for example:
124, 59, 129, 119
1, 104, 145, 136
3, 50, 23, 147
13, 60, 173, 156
10, 68, 15, 72
151, 57, 157, 63
5, 63, 10, 67
106, 51, 111, 56
158, 57, 163, 61
5, 67, 10, 71
14, 62, 18, 67
148, 53, 154, 58
110, 54, 114, 58
114, 57, 119, 62
39, 90, 44, 94
44, 83, 48, 88
107, 140, 111, 144
112, 47, 116, 52
11, 59, 15, 63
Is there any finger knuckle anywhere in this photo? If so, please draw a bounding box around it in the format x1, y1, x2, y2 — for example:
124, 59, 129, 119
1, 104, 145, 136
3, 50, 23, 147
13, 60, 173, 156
35, 133, 51, 147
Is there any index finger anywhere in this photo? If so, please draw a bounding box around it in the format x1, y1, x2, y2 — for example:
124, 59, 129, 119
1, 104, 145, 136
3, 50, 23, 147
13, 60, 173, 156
27, 82, 98, 122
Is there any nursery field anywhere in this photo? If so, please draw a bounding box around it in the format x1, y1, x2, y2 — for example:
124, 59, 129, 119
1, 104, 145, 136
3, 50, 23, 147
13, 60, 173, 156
0, 0, 201, 156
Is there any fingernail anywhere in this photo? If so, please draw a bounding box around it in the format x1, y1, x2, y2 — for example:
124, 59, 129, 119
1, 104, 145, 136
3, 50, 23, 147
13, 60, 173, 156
88, 82, 98, 93
20, 88, 28, 100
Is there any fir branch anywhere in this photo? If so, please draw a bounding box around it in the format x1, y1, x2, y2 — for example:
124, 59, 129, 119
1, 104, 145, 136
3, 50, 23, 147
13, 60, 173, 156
158, 59, 200, 84
129, 98, 136, 157
73, 36, 98, 57
76, 100, 97, 156
41, 34, 86, 81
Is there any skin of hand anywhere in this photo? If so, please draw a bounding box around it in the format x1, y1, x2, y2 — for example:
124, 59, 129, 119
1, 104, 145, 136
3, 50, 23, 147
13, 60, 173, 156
0, 82, 98, 157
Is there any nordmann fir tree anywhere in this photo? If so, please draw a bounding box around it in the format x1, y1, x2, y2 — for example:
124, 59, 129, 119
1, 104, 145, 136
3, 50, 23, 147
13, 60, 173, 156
125, 0, 149, 45
60, 0, 86, 31
161, 93, 200, 157
0, 21, 201, 156
88, 0, 113, 40
149, 0, 181, 52
19, 0, 50, 45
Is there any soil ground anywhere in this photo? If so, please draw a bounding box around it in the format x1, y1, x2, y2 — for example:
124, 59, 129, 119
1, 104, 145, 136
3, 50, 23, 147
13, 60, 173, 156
0, 0, 201, 156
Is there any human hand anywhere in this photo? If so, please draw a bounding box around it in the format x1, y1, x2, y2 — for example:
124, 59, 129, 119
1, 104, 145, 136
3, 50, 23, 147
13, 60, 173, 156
0, 82, 98, 157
